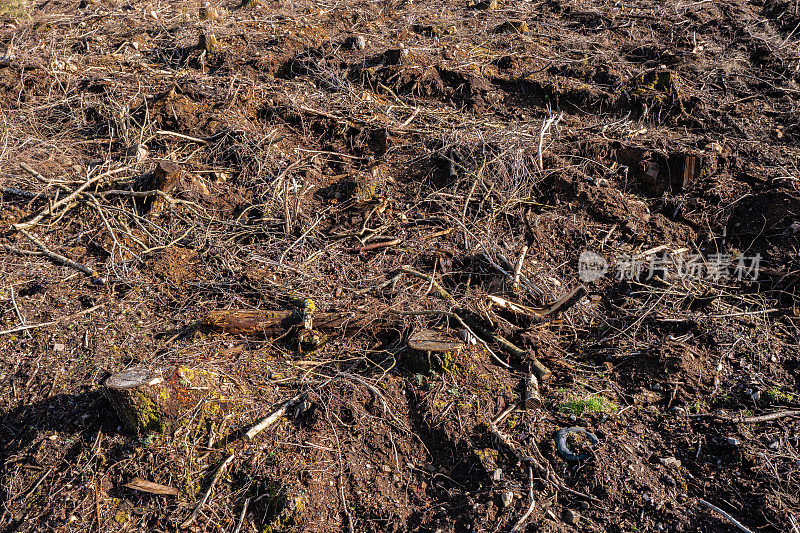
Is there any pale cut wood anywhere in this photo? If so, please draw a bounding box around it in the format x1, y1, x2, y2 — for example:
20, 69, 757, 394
124, 477, 178, 496
408, 329, 464, 353
106, 367, 163, 389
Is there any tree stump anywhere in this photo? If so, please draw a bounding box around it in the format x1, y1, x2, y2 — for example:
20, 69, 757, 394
105, 365, 243, 435
406, 328, 465, 373
145, 160, 182, 215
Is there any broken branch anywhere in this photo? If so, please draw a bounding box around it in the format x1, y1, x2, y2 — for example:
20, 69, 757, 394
697, 498, 754, 533
245, 393, 306, 441
17, 228, 105, 284
346, 238, 401, 254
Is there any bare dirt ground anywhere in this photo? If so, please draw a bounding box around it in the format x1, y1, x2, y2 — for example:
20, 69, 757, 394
1, 0, 800, 531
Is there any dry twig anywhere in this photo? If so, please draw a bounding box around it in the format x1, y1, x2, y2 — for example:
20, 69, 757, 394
697, 498, 754, 533
180, 453, 235, 529
245, 393, 306, 441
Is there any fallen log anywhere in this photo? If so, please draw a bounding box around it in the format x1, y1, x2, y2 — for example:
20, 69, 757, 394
200, 309, 357, 336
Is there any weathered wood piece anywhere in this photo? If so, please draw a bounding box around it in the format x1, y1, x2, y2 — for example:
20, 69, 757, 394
124, 478, 179, 496
523, 373, 542, 409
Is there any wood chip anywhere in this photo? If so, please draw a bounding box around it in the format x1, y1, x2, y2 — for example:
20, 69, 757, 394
124, 478, 178, 496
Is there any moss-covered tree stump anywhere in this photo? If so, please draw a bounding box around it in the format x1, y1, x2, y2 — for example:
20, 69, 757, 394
105, 365, 245, 435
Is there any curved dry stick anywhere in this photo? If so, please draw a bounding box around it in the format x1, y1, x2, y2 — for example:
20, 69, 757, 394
511, 465, 535, 532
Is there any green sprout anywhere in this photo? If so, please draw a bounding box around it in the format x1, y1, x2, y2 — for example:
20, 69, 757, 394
558, 393, 618, 416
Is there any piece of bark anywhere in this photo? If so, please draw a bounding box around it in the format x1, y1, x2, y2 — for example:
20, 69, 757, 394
124, 478, 179, 496
105, 366, 241, 435
146, 160, 182, 214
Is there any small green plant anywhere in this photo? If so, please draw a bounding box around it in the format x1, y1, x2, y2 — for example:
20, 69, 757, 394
688, 400, 709, 414
558, 393, 618, 416
766, 387, 795, 403
710, 391, 732, 407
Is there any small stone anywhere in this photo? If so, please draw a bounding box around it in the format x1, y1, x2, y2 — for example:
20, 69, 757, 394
656, 523, 665, 531
500, 491, 514, 508
53, 343, 65, 352
492, 468, 502, 482
562, 508, 579, 525
726, 437, 741, 447
381, 464, 391, 473
769, 440, 780, 450
659, 457, 681, 468
568, 414, 577, 422
392, 474, 400, 483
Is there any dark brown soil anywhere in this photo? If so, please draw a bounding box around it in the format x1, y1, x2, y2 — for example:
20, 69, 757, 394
1, 0, 800, 531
